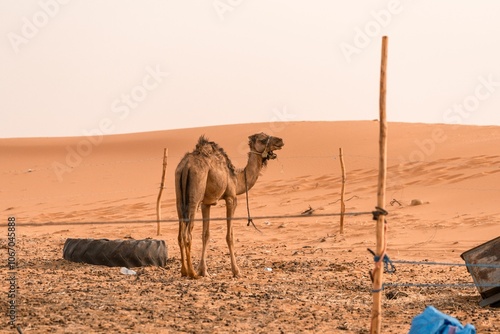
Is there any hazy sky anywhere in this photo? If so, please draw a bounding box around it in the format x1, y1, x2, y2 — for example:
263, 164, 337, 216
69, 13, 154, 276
2, 1, 500, 138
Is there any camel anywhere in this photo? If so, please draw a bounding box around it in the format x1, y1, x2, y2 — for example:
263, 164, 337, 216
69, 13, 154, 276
175, 132, 284, 278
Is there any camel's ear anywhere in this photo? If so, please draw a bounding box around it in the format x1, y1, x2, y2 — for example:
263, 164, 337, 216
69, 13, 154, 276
248, 134, 257, 143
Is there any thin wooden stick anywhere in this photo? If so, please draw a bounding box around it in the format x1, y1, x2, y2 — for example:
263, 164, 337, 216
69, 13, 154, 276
339, 147, 346, 234
156, 148, 168, 236
370, 35, 388, 334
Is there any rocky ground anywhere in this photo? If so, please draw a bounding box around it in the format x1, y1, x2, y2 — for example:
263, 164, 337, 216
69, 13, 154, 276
2, 229, 497, 334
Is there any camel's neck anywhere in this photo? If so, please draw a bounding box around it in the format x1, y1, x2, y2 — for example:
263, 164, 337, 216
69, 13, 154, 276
236, 152, 264, 195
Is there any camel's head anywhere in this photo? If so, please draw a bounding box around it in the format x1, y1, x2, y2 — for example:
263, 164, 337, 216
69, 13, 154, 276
248, 133, 284, 162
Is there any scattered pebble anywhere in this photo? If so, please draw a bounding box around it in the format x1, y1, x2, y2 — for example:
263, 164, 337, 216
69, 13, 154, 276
410, 199, 424, 206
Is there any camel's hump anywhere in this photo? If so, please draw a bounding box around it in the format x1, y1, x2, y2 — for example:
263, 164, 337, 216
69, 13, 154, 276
192, 135, 236, 174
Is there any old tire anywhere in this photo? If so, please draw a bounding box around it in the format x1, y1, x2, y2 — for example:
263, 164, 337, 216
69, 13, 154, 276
63, 238, 167, 267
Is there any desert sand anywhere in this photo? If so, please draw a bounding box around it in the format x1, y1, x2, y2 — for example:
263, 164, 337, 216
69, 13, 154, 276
1, 121, 499, 333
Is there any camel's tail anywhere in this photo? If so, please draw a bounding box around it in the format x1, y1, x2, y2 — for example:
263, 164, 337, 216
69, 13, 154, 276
178, 168, 190, 222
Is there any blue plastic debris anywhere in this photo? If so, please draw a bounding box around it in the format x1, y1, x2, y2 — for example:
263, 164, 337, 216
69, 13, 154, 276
408, 306, 476, 334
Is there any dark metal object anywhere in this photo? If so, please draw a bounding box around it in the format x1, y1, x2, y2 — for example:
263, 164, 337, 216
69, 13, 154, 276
460, 236, 500, 307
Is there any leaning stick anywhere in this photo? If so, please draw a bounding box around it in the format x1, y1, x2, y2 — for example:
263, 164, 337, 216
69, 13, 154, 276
339, 147, 346, 234
156, 148, 168, 235
370, 36, 388, 334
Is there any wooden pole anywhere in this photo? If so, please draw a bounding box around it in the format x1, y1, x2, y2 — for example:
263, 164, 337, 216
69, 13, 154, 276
370, 36, 388, 334
339, 147, 346, 234
156, 148, 168, 236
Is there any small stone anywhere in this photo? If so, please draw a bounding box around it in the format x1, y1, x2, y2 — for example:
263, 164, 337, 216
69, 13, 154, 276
410, 199, 424, 206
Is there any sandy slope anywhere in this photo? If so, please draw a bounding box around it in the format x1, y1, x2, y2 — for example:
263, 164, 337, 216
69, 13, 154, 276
1, 121, 499, 333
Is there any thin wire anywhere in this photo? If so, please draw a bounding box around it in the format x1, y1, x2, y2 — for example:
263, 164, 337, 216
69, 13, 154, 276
14, 211, 375, 227
384, 282, 500, 289
391, 259, 500, 269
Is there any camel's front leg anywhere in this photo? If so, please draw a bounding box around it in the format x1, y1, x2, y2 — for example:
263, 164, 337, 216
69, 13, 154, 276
225, 197, 241, 277
198, 204, 211, 277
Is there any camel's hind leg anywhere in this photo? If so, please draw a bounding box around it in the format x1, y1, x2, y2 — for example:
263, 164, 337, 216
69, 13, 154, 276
178, 218, 198, 278
183, 224, 198, 279
182, 214, 199, 279
178, 220, 190, 277
198, 204, 211, 277
225, 197, 241, 277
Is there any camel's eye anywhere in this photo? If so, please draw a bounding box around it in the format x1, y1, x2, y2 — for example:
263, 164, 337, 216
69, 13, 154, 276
259, 138, 267, 144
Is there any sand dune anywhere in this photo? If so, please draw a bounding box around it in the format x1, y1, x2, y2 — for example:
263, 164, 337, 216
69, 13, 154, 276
1, 121, 499, 333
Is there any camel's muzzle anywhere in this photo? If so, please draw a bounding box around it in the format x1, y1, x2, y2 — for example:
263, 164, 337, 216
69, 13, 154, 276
267, 139, 284, 160
267, 151, 278, 160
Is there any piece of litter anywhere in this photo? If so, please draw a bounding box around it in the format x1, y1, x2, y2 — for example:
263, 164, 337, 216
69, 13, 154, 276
301, 205, 315, 215
120, 267, 136, 275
